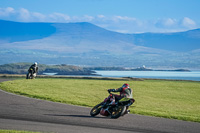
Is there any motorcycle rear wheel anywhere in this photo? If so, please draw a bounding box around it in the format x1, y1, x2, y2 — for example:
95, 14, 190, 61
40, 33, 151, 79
111, 106, 125, 119
90, 103, 102, 117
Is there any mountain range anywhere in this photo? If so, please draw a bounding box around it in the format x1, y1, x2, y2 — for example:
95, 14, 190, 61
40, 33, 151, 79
0, 20, 200, 69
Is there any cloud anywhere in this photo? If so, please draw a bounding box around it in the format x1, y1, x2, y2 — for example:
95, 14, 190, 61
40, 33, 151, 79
181, 17, 196, 28
155, 18, 178, 30
19, 8, 31, 21
49, 13, 71, 22
32, 12, 46, 22
0, 7, 15, 17
72, 15, 94, 22
163, 18, 177, 27
112, 16, 137, 22
97, 15, 105, 19
0, 7, 198, 33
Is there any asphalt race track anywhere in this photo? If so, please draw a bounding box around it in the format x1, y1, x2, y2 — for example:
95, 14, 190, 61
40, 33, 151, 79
0, 78, 200, 133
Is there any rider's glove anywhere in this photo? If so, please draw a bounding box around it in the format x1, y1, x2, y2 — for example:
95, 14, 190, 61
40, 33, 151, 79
108, 89, 115, 92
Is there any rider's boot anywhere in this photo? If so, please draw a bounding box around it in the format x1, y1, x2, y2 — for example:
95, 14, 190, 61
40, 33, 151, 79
125, 106, 130, 114
126, 110, 130, 114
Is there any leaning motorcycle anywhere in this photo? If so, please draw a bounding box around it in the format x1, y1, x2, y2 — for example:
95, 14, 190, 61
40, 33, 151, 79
26, 69, 36, 79
90, 90, 135, 119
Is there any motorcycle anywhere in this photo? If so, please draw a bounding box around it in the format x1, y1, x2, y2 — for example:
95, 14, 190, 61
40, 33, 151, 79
26, 68, 37, 79
90, 90, 135, 119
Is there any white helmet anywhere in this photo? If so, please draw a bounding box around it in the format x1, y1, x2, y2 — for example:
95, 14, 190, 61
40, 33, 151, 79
34, 62, 38, 65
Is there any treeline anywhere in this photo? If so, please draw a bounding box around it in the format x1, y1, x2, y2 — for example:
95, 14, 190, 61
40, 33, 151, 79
0, 63, 96, 75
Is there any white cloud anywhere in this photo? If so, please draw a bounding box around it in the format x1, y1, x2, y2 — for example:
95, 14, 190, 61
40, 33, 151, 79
155, 18, 177, 28
112, 16, 136, 22
32, 12, 46, 22
83, 15, 94, 21
181, 17, 196, 28
97, 15, 105, 19
19, 8, 31, 21
6, 7, 15, 12
163, 18, 176, 27
49, 13, 71, 22
0, 7, 15, 16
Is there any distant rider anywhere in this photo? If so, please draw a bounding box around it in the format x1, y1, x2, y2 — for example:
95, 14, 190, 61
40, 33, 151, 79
27, 62, 38, 79
108, 83, 134, 113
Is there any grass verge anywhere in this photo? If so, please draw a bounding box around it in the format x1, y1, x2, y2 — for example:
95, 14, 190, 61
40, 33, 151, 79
0, 129, 41, 133
0, 78, 199, 122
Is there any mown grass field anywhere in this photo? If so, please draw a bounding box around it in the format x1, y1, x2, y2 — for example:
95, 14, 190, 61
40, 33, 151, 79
0, 78, 200, 122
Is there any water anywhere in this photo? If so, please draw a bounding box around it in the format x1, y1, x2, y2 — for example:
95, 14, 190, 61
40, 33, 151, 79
43, 73, 58, 75
94, 70, 200, 81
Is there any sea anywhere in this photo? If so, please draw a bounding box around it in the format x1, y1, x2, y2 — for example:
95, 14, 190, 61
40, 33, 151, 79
94, 70, 200, 81
43, 71, 200, 81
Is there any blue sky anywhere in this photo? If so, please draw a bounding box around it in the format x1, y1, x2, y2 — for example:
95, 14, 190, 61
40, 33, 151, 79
0, 0, 199, 33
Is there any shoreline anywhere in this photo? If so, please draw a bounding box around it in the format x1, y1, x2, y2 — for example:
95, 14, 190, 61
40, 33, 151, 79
0, 74, 199, 82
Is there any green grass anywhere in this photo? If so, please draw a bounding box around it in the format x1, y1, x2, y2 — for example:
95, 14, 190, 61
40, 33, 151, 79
0, 78, 200, 122
0, 129, 41, 133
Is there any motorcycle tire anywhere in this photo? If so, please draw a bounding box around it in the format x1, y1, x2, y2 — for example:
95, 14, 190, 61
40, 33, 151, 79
90, 103, 102, 117
111, 105, 126, 119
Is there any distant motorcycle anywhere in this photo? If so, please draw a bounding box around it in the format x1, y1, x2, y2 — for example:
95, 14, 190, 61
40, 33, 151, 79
26, 68, 37, 79
90, 90, 135, 119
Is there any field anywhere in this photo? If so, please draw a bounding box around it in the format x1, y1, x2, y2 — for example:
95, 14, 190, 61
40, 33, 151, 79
0, 78, 200, 122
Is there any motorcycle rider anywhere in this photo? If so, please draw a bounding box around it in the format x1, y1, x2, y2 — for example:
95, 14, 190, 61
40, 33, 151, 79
108, 83, 134, 113
27, 62, 38, 79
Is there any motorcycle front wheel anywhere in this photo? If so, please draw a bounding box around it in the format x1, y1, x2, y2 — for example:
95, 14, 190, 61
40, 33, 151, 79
90, 103, 103, 117
111, 105, 125, 119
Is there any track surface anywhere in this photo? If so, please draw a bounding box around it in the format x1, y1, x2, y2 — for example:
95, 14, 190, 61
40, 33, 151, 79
0, 78, 200, 133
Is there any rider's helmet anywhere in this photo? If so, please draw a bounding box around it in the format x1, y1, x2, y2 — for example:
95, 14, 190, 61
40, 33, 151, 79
122, 83, 129, 88
34, 62, 38, 66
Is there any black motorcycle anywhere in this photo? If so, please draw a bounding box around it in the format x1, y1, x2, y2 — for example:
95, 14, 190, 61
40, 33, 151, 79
26, 68, 37, 79
90, 90, 135, 119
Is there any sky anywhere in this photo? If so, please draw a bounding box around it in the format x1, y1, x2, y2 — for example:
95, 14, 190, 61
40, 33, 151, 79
0, 0, 199, 33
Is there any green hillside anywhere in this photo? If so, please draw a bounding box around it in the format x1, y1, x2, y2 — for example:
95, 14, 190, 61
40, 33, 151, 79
0, 63, 95, 75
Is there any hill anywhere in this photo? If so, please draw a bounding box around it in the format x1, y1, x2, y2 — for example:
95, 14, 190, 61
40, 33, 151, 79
0, 63, 95, 75
0, 20, 56, 42
0, 20, 200, 69
134, 29, 200, 52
